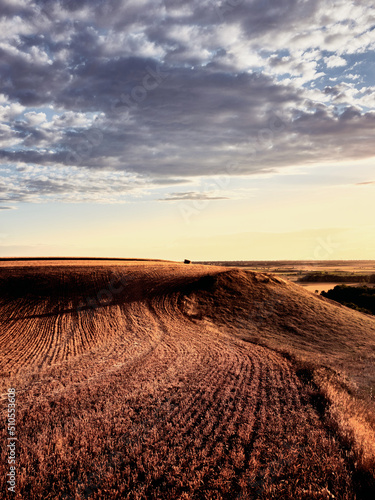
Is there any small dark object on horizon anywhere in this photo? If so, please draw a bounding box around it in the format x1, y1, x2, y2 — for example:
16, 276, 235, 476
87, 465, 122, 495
184, 259, 191, 264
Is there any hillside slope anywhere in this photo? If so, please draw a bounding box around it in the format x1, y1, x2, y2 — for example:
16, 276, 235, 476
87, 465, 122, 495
179, 268, 375, 396
0, 261, 374, 499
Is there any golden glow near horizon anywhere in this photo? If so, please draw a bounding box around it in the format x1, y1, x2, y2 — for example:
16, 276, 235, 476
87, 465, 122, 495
1, 157, 374, 261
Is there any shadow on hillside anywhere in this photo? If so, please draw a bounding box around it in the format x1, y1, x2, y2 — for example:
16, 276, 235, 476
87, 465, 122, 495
0, 270, 220, 322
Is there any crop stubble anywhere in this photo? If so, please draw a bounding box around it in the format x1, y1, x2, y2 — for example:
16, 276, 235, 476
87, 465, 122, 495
0, 262, 362, 498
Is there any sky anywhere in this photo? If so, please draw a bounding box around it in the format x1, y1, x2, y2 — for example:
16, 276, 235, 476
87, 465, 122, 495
0, 0, 375, 260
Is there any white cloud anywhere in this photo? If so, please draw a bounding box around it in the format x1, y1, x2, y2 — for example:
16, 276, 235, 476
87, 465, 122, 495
0, 164, 149, 204
345, 73, 360, 80
0, 102, 25, 121
324, 55, 347, 68
24, 111, 47, 126
46, 112, 96, 129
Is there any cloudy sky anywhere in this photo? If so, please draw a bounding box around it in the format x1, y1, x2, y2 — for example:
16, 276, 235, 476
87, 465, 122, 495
0, 0, 374, 260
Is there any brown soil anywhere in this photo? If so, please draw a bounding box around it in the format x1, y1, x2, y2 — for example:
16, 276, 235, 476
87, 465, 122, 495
0, 261, 374, 499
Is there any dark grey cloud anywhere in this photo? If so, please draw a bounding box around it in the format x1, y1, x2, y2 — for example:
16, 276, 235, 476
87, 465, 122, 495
0, 0, 374, 203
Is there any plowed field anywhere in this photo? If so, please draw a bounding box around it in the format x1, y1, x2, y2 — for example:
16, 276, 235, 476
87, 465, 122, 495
1, 261, 375, 499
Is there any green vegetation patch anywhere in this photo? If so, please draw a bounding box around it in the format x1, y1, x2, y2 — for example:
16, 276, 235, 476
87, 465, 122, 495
321, 285, 375, 315
300, 272, 375, 283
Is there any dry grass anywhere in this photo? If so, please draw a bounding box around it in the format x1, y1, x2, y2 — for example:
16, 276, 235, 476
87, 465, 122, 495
313, 366, 375, 483
189, 268, 375, 495
0, 261, 374, 498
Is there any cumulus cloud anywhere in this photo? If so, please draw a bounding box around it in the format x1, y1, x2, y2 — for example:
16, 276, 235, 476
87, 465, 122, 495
24, 111, 47, 126
0, 0, 374, 204
324, 55, 347, 68
0, 164, 151, 203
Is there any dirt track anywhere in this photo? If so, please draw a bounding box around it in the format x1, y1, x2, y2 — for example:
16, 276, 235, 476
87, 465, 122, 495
1, 261, 373, 498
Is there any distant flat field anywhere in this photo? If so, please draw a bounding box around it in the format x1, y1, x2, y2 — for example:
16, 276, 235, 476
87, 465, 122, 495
0, 257, 172, 267
298, 282, 375, 292
196, 261, 375, 293
196, 260, 375, 273
300, 283, 357, 293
